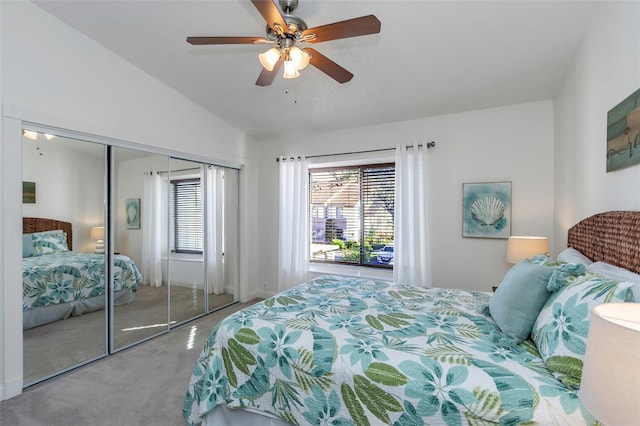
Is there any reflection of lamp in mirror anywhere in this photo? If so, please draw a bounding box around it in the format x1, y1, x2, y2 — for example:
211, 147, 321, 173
90, 226, 105, 254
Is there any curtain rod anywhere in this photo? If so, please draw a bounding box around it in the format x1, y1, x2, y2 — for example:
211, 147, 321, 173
275, 141, 435, 162
147, 167, 202, 174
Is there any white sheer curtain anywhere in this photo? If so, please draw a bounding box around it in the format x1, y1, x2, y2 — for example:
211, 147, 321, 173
206, 165, 225, 295
141, 171, 163, 287
278, 156, 309, 292
393, 144, 432, 287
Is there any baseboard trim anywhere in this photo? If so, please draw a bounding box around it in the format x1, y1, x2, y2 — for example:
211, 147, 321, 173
0, 376, 23, 401
253, 290, 275, 300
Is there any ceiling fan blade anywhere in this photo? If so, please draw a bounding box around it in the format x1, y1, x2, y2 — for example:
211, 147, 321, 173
187, 36, 269, 45
255, 57, 284, 86
251, 0, 287, 33
302, 15, 381, 43
304, 48, 353, 84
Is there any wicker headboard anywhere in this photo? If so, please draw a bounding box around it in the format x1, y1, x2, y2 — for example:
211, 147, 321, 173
567, 211, 640, 274
23, 217, 73, 251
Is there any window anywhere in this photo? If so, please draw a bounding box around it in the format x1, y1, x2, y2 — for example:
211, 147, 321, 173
170, 178, 203, 254
309, 163, 395, 267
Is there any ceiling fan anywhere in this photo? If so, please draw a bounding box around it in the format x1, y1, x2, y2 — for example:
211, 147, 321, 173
186, 0, 381, 86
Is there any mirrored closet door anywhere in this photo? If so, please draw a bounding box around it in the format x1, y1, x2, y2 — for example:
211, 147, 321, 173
22, 130, 107, 386
211, 165, 239, 312
22, 126, 240, 386
168, 158, 206, 325
167, 159, 239, 326
111, 147, 170, 351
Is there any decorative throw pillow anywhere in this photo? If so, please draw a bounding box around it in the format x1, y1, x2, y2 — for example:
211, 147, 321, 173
489, 259, 555, 342
587, 261, 640, 302
531, 272, 634, 389
22, 234, 34, 258
31, 230, 69, 256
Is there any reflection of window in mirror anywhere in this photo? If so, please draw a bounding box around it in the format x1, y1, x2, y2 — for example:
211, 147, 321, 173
170, 178, 203, 254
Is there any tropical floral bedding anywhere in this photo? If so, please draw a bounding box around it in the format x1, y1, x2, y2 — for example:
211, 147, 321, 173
184, 275, 595, 425
23, 251, 142, 311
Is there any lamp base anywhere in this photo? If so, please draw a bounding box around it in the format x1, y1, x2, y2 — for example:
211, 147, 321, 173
95, 240, 104, 254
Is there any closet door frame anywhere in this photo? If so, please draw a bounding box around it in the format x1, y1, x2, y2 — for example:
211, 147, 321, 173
14, 121, 241, 381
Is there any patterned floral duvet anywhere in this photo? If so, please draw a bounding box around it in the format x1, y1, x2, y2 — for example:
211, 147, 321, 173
23, 251, 142, 311
184, 275, 595, 425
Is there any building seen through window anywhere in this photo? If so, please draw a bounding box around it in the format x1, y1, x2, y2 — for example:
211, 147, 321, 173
309, 163, 395, 267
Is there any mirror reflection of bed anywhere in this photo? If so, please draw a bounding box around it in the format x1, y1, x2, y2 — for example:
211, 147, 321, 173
23, 217, 238, 383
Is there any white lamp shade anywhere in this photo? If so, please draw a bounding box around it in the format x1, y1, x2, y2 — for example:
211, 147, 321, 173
258, 47, 280, 72
289, 46, 310, 70
90, 226, 105, 241
506, 236, 549, 263
579, 303, 640, 425
282, 60, 300, 79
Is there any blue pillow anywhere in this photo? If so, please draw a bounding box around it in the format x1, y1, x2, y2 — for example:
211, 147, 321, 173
23, 234, 33, 258
489, 259, 554, 342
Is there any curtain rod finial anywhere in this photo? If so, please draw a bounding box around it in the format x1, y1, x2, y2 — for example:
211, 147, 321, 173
426, 141, 436, 149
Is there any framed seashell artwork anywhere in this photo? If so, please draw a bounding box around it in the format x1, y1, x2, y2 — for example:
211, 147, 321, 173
462, 181, 511, 238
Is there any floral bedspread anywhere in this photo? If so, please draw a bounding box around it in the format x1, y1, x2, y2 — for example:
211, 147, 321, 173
23, 252, 142, 311
184, 275, 595, 425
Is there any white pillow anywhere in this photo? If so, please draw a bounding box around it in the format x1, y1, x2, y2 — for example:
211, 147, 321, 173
556, 247, 593, 266
587, 261, 640, 301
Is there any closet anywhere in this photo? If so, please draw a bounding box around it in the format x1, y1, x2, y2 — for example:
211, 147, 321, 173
21, 126, 239, 386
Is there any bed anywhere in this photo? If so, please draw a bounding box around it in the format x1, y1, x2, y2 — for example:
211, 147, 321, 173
22, 217, 143, 329
183, 211, 640, 426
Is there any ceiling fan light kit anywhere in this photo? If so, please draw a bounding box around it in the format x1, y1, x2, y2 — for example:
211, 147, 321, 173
187, 0, 381, 86
258, 47, 280, 71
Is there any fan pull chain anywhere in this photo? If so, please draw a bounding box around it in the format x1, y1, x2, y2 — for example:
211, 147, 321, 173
284, 86, 298, 104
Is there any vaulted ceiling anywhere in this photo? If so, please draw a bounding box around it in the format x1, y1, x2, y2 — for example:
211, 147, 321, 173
34, 0, 601, 139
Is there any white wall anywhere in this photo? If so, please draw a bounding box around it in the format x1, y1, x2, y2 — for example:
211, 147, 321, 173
553, 1, 640, 251
256, 101, 555, 296
1, 3, 246, 164
114, 153, 169, 268
22, 136, 105, 252
0, 1, 250, 400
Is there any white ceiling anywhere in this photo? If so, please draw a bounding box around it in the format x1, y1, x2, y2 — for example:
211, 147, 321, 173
33, 0, 601, 140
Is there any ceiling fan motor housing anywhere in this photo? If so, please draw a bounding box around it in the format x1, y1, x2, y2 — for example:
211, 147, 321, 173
279, 0, 299, 14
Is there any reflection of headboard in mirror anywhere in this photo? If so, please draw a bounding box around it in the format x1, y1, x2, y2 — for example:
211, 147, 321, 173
23, 217, 73, 251
567, 211, 640, 274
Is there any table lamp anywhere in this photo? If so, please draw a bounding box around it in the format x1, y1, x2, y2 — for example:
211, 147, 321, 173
90, 226, 105, 254
579, 302, 640, 425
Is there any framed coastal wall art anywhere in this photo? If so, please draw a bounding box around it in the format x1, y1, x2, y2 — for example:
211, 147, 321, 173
23, 181, 36, 203
126, 198, 140, 229
607, 88, 640, 172
462, 181, 511, 239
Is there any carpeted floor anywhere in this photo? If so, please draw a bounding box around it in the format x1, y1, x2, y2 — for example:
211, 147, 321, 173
23, 285, 235, 385
1, 298, 259, 426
